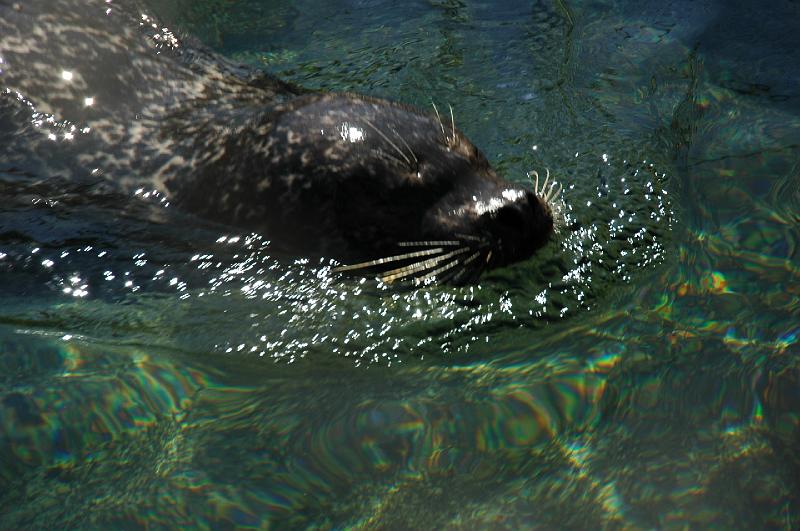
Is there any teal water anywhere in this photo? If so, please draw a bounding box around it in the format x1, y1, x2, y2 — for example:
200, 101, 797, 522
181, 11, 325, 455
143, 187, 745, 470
1, 0, 798, 528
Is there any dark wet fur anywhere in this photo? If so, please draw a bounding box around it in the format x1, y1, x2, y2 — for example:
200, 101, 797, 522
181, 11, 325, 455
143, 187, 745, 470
0, 0, 560, 284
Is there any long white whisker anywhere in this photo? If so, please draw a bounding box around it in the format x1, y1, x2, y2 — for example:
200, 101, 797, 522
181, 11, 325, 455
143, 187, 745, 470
431, 102, 447, 138
451, 250, 482, 284
448, 104, 456, 145
548, 182, 561, 202
437, 261, 465, 284
413, 256, 462, 286
546, 182, 562, 203
462, 250, 481, 267
362, 118, 412, 168
372, 149, 407, 169
389, 125, 419, 166
454, 232, 487, 244
545, 181, 555, 201
398, 240, 461, 247
334, 247, 446, 272
381, 247, 469, 283
528, 170, 540, 195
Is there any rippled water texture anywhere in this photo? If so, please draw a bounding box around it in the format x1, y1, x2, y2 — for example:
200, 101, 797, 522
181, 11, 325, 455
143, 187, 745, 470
1, 0, 798, 528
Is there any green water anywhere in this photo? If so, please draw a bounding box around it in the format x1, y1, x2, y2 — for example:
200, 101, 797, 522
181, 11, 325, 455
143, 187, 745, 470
1, 0, 798, 528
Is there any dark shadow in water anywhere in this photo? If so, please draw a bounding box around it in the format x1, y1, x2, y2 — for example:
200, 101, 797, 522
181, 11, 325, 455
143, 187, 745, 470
695, 0, 800, 111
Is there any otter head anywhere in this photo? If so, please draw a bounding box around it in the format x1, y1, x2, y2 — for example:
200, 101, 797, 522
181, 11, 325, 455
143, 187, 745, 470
411, 160, 564, 283
424, 172, 561, 268
275, 94, 564, 284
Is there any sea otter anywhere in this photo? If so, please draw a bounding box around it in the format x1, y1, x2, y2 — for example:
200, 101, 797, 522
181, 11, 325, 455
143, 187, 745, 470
0, 0, 563, 284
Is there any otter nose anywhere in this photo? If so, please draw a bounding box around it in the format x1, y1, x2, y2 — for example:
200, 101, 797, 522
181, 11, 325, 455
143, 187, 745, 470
494, 201, 527, 232
486, 190, 547, 265
493, 190, 537, 231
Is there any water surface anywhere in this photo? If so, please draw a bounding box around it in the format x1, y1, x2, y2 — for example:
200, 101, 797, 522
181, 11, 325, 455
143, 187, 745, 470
1, 0, 798, 527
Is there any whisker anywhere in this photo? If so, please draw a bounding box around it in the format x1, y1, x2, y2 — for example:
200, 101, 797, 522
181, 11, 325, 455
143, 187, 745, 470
389, 126, 419, 166
448, 104, 456, 145
450, 267, 467, 285
549, 181, 561, 201
541, 170, 550, 197
381, 247, 469, 283
333, 247, 446, 272
372, 149, 408, 169
382, 247, 467, 278
398, 240, 461, 247
437, 261, 465, 285
431, 102, 447, 139
362, 118, 413, 168
462, 250, 481, 266
528, 170, 540, 195
451, 250, 483, 285
546, 182, 562, 203
454, 232, 489, 245
413, 256, 462, 286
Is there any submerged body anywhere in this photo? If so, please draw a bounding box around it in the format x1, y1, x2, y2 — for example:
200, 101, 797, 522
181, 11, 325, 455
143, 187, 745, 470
0, 0, 562, 283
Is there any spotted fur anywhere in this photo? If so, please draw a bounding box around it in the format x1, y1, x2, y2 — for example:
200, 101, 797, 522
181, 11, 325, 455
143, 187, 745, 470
0, 0, 562, 283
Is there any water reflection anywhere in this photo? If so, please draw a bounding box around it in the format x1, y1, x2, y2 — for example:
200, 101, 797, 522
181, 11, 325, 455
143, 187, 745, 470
1, 0, 799, 527
0, 149, 675, 366
0, 330, 615, 527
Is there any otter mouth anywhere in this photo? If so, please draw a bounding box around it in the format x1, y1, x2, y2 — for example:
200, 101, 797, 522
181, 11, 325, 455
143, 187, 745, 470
333, 235, 495, 286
